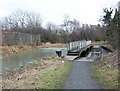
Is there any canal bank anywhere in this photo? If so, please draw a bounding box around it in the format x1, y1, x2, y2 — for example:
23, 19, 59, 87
91, 50, 118, 89
1, 43, 117, 89
1, 56, 73, 89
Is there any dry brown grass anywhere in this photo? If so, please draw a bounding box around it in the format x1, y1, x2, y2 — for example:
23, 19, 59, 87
1, 43, 67, 89
91, 50, 118, 89
1, 43, 66, 55
1, 56, 71, 89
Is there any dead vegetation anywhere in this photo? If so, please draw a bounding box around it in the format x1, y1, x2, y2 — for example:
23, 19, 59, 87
1, 45, 32, 54
37, 43, 66, 48
92, 50, 118, 89
95, 50, 118, 69
1, 56, 66, 89
1, 43, 66, 55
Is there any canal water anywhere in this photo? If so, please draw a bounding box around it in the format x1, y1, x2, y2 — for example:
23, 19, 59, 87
75, 46, 111, 62
90, 45, 111, 60
0, 45, 111, 73
1, 48, 67, 73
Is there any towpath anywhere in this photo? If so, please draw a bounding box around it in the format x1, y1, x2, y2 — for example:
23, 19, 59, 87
64, 56, 102, 89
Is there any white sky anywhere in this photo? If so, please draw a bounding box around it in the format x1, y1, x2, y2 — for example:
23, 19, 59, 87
0, 0, 119, 26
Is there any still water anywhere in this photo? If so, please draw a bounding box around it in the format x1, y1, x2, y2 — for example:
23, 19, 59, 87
1, 48, 67, 73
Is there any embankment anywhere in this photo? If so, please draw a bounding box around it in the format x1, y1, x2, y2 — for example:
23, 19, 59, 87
91, 50, 118, 89
1, 56, 72, 89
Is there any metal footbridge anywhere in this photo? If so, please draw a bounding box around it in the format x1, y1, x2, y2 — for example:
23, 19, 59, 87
67, 40, 93, 57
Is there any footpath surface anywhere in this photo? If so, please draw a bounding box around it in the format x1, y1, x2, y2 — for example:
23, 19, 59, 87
64, 56, 102, 89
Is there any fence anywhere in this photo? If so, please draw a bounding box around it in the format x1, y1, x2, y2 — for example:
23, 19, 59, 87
2, 32, 41, 46
67, 40, 92, 51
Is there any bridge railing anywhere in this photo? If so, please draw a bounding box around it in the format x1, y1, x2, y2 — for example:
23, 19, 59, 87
67, 40, 92, 52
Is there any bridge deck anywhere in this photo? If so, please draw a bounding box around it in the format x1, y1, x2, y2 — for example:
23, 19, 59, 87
67, 40, 92, 56
67, 44, 92, 56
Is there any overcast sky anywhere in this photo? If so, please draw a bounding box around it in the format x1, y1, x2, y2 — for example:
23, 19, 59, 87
0, 0, 119, 26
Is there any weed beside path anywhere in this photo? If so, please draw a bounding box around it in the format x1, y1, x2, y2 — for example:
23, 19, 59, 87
37, 60, 72, 89
91, 50, 118, 89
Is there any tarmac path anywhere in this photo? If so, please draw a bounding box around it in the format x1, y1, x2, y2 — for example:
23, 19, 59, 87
64, 57, 102, 89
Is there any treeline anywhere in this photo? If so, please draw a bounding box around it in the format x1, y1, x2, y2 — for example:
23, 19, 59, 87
101, 2, 120, 49
0, 1, 119, 49
0, 10, 106, 45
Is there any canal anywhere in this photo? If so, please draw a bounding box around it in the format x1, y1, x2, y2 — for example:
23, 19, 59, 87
1, 48, 67, 73
0, 45, 111, 73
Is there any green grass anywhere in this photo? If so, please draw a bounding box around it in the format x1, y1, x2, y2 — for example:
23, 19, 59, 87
37, 60, 73, 89
91, 62, 118, 89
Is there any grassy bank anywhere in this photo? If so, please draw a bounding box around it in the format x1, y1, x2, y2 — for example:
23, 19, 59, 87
91, 51, 118, 89
91, 63, 118, 89
2, 56, 73, 89
37, 60, 73, 89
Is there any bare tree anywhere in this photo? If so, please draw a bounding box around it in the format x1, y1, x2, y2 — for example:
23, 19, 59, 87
24, 11, 42, 46
1, 10, 42, 46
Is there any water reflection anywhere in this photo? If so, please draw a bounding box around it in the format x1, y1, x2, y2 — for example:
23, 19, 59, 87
90, 46, 110, 59
2, 48, 67, 73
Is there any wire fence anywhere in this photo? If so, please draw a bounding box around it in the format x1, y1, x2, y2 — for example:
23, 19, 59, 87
2, 32, 41, 46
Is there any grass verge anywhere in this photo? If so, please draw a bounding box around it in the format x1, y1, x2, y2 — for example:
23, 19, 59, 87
91, 62, 118, 89
37, 60, 73, 89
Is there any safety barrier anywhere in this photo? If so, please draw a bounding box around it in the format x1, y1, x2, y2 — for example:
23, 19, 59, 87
67, 40, 92, 51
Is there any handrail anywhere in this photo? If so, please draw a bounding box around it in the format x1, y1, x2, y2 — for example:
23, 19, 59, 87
67, 40, 92, 51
